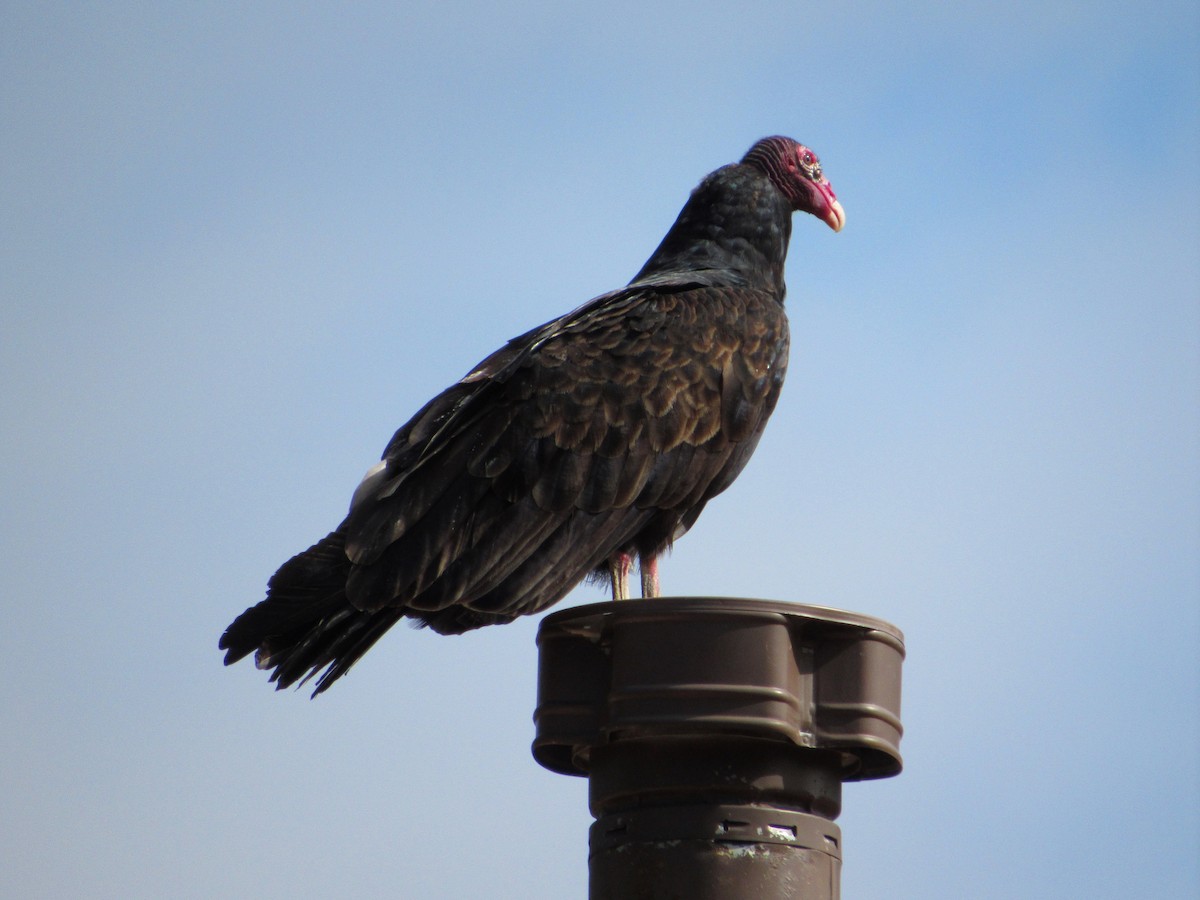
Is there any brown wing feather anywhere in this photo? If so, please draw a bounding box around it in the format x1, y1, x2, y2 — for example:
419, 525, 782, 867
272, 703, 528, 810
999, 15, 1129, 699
407, 285, 783, 613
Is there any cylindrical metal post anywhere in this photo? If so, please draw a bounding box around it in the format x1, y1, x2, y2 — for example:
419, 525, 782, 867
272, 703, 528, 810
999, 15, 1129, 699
532, 597, 904, 900
588, 737, 844, 899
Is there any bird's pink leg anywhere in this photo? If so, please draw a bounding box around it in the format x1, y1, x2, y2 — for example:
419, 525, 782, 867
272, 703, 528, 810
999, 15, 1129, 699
639, 555, 660, 598
609, 553, 632, 601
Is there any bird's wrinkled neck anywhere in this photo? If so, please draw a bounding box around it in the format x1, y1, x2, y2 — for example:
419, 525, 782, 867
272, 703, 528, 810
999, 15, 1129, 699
630, 165, 792, 296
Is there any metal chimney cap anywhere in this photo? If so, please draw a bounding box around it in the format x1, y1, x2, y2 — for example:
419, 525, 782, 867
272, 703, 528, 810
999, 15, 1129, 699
533, 596, 905, 782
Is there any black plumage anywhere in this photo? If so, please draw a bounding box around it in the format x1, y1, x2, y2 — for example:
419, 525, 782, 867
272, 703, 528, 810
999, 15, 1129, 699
220, 135, 845, 695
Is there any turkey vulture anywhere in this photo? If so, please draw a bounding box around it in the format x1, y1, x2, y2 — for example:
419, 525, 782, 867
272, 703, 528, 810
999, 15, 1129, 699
220, 135, 844, 695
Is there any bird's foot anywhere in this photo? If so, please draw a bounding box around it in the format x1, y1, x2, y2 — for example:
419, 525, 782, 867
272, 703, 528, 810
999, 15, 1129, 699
609, 553, 632, 600
639, 556, 660, 598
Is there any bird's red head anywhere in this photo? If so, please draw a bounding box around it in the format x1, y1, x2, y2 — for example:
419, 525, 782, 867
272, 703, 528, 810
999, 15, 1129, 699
741, 136, 845, 232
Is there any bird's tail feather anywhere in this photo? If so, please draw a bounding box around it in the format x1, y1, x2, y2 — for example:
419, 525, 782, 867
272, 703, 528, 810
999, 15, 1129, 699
220, 529, 398, 696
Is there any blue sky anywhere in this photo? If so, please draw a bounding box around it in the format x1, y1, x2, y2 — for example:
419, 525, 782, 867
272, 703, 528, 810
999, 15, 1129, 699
2, 2, 1198, 897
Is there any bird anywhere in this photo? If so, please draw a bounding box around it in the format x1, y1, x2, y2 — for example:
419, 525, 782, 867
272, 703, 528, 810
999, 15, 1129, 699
220, 135, 844, 696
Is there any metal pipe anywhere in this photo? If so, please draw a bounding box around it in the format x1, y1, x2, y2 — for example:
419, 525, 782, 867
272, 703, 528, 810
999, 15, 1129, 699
532, 597, 905, 899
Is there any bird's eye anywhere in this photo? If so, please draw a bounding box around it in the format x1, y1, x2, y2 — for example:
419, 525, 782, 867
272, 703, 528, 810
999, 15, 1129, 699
802, 151, 814, 166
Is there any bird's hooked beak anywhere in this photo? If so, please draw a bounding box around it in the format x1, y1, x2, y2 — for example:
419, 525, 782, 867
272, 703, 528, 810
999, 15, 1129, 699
814, 179, 845, 232
824, 198, 846, 232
